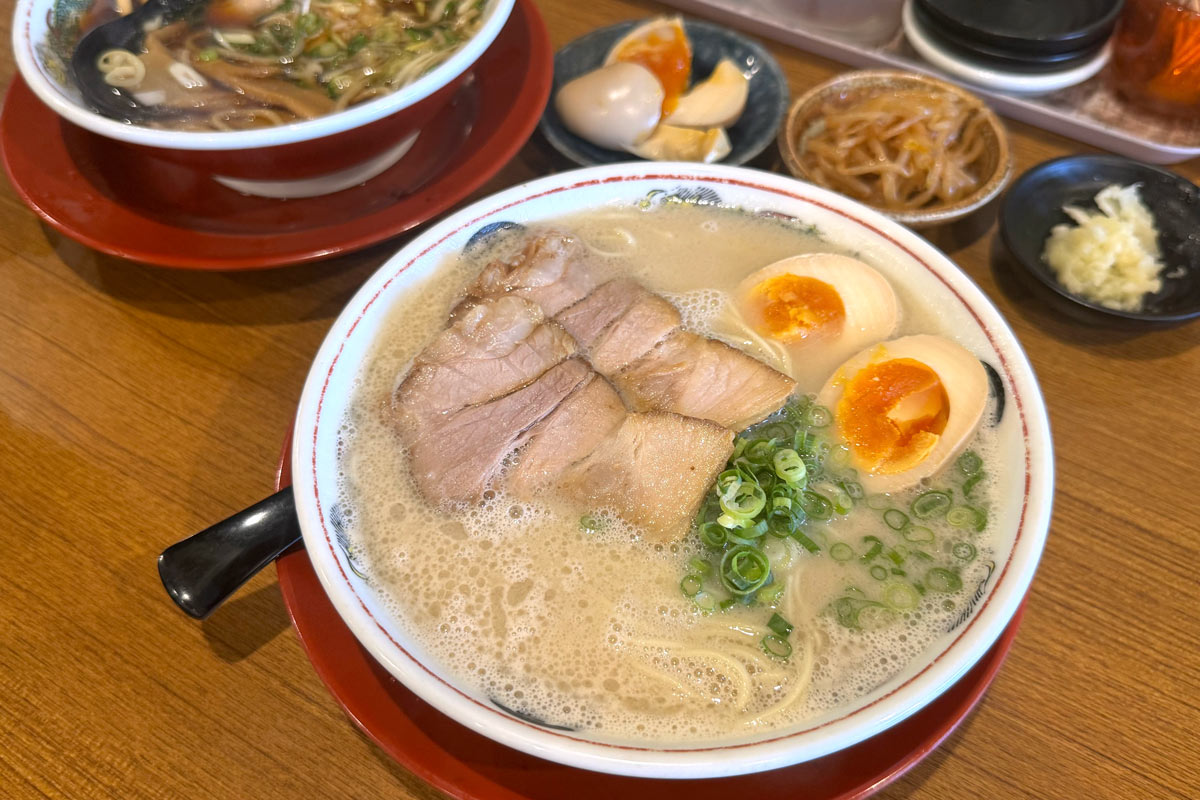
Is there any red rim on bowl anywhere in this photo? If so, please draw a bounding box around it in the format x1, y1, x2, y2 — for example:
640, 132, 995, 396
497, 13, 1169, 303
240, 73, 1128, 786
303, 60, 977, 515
0, 0, 551, 270
272, 428, 1026, 800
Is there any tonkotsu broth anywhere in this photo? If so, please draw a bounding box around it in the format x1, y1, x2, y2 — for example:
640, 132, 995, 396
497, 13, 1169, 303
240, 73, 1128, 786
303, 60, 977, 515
337, 203, 999, 743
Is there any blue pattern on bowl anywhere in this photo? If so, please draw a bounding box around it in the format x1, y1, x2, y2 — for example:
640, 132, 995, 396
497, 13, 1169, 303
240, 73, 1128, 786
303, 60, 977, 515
539, 18, 789, 167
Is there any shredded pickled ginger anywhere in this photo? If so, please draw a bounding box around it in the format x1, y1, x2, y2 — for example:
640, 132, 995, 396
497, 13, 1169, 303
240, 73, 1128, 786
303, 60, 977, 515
1042, 183, 1164, 312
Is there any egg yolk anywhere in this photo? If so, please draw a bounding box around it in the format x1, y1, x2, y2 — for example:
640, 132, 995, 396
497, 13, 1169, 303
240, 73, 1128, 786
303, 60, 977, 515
611, 26, 692, 113
745, 274, 846, 343
837, 358, 950, 475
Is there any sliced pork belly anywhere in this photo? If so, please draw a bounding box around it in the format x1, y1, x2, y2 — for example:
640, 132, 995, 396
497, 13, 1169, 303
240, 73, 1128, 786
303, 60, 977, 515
392, 297, 576, 443
555, 278, 643, 347
588, 290, 681, 374
507, 373, 627, 498
556, 412, 734, 542
404, 359, 591, 505
614, 330, 795, 430
466, 231, 599, 315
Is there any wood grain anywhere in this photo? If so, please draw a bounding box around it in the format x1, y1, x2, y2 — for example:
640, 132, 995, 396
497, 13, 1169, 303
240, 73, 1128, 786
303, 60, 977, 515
1, 1, 1198, 798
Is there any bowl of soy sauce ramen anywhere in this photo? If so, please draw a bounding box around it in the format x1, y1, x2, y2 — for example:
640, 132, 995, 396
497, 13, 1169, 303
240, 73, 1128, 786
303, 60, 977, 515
290, 162, 1053, 778
13, 0, 514, 182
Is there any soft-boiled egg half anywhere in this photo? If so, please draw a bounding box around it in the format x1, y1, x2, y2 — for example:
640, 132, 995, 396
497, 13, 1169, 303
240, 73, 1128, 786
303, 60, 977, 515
555, 62, 665, 150
816, 335, 988, 494
734, 253, 900, 389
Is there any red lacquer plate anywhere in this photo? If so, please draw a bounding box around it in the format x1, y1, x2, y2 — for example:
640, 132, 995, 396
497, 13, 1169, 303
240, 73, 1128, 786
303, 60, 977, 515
0, 0, 550, 270
272, 432, 1025, 800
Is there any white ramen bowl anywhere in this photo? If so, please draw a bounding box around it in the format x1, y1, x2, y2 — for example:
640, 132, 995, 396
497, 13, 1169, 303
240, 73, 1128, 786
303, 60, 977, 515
291, 162, 1054, 778
12, 0, 514, 185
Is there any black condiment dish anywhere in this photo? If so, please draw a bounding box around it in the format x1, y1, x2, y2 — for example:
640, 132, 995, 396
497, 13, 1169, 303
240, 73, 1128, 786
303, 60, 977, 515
916, 0, 1123, 59
999, 154, 1200, 328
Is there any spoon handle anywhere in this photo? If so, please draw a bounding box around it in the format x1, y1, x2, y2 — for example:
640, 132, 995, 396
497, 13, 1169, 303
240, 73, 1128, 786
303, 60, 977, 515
158, 487, 302, 620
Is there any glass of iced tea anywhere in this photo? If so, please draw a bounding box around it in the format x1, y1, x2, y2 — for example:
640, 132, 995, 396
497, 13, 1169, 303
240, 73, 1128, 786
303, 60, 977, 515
1112, 0, 1200, 118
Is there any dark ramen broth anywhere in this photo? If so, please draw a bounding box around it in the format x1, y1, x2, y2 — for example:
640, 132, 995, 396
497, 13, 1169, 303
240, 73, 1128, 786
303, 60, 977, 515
79, 0, 485, 130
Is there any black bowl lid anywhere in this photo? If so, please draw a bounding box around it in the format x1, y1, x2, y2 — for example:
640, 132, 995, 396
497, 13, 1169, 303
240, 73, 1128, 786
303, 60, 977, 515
911, 2, 1109, 73
916, 0, 1123, 56
999, 154, 1200, 324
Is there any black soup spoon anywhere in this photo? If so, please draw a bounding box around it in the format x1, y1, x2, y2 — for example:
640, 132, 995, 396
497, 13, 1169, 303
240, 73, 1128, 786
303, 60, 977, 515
70, 0, 208, 123
157, 487, 301, 620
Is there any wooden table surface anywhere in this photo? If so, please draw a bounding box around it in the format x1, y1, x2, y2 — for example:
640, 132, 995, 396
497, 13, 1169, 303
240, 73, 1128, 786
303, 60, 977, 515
2, 1, 1198, 798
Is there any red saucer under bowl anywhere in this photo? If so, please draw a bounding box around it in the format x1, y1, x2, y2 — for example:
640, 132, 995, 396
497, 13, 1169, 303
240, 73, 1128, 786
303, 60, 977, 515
271, 431, 1025, 800
0, 0, 550, 270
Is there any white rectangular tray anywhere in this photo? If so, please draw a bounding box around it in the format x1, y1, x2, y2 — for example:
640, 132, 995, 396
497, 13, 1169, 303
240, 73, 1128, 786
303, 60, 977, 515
663, 0, 1200, 164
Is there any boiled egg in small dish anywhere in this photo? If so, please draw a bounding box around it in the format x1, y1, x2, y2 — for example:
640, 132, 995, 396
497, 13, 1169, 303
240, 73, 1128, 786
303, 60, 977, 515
554, 16, 749, 162
815, 335, 988, 494
733, 253, 900, 390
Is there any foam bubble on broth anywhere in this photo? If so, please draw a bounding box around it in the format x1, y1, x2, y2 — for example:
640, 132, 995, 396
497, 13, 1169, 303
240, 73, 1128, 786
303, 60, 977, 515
335, 203, 1000, 744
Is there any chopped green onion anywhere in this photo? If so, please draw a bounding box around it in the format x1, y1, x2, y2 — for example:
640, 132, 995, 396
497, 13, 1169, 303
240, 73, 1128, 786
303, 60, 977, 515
860, 535, 884, 563
693, 591, 716, 612
883, 508, 909, 530
347, 32, 368, 54
800, 490, 834, 521
580, 514, 602, 532
890, 567, 907, 576
720, 546, 771, 596
719, 597, 738, 611
870, 565, 888, 581
197, 48, 220, 61
805, 404, 832, 427
957, 450, 983, 477
911, 490, 952, 519
767, 612, 793, 637
680, 575, 702, 597
720, 480, 767, 519
761, 634, 792, 658
767, 508, 797, 538
744, 438, 775, 465
688, 557, 712, 575
866, 494, 891, 510
757, 582, 784, 603
829, 542, 854, 561
963, 472, 984, 497
925, 567, 963, 593
296, 12, 322, 34
759, 422, 794, 441
952, 542, 977, 561
947, 506, 987, 532
698, 521, 726, 549
839, 479, 865, 501
885, 548, 905, 566
792, 528, 820, 553
883, 582, 920, 610
773, 448, 807, 485
832, 596, 886, 630
902, 525, 935, 544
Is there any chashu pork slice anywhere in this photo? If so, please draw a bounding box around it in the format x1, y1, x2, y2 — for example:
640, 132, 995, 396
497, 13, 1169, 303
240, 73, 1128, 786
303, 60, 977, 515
393, 296, 576, 444
614, 330, 795, 430
587, 289, 681, 374
555, 278, 645, 348
403, 359, 591, 506
556, 412, 734, 542
507, 373, 628, 499
465, 231, 600, 316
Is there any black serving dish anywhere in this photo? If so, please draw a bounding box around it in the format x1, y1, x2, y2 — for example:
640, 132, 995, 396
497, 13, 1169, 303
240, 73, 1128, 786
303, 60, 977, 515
999, 155, 1200, 328
916, 0, 1123, 59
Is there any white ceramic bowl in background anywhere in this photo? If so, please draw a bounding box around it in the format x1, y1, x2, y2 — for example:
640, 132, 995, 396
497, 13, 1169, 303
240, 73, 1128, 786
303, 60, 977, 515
11, 0, 514, 182
290, 162, 1054, 778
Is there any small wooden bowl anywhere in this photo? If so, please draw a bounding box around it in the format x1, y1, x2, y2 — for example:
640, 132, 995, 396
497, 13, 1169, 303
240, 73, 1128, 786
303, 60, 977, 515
778, 70, 1012, 228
